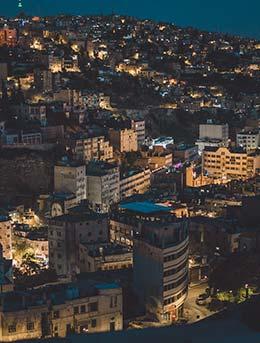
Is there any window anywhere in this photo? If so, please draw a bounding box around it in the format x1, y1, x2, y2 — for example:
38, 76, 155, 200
8, 325, 16, 333
74, 306, 79, 315
66, 324, 72, 334
91, 319, 97, 328
110, 296, 118, 308
110, 321, 115, 332
89, 302, 98, 312
27, 322, 34, 331
80, 305, 86, 313
53, 310, 60, 319
57, 231, 62, 237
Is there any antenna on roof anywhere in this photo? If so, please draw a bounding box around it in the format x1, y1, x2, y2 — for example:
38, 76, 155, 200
18, 0, 23, 9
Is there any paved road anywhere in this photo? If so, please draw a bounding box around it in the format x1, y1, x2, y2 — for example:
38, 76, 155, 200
184, 283, 214, 323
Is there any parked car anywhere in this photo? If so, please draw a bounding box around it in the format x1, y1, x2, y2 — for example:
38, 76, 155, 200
196, 293, 208, 306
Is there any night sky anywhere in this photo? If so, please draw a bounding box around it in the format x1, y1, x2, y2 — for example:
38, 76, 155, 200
1, 0, 260, 39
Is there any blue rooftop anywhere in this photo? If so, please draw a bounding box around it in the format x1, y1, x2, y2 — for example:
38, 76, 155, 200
120, 202, 170, 214
95, 283, 119, 290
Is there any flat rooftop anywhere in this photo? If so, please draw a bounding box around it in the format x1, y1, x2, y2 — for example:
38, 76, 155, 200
120, 201, 170, 214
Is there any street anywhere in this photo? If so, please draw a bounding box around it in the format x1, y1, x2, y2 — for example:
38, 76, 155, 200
184, 283, 214, 323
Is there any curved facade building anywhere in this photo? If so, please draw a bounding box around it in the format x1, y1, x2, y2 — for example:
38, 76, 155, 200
133, 211, 189, 323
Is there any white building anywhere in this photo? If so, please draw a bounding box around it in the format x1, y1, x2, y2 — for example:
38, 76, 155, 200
131, 119, 146, 147
151, 137, 174, 149
54, 160, 86, 203
86, 161, 120, 213
199, 122, 229, 142
237, 129, 259, 152
195, 138, 225, 155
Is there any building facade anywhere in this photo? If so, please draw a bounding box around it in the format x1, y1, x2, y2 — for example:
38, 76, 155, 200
120, 168, 151, 200
79, 243, 132, 272
86, 162, 120, 213
108, 128, 138, 153
70, 135, 113, 163
54, 161, 86, 204
110, 202, 189, 322
0, 216, 12, 260
0, 29, 17, 47
236, 129, 259, 152
131, 119, 146, 147
48, 210, 109, 277
132, 208, 189, 322
202, 147, 260, 181
0, 281, 122, 341
199, 122, 229, 142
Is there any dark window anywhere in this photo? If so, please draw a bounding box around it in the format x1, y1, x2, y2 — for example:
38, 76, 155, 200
53, 310, 60, 319
8, 325, 16, 333
89, 302, 98, 312
80, 305, 86, 313
66, 324, 72, 334
91, 319, 97, 328
110, 321, 115, 332
74, 306, 79, 315
27, 322, 34, 331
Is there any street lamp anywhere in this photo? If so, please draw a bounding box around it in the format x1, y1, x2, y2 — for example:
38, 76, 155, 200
245, 284, 249, 299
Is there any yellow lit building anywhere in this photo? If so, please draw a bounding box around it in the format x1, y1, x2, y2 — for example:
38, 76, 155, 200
108, 128, 138, 153
120, 168, 151, 200
202, 147, 260, 181
71, 135, 113, 163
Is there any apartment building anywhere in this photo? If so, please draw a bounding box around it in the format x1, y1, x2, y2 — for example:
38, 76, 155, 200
237, 129, 260, 152
79, 243, 132, 272
202, 147, 260, 181
70, 135, 113, 163
0, 244, 13, 293
0, 215, 12, 260
174, 144, 198, 163
86, 161, 120, 213
146, 146, 173, 170
54, 161, 86, 203
48, 209, 109, 277
53, 89, 82, 107
120, 168, 151, 200
25, 103, 47, 126
199, 122, 229, 142
131, 119, 146, 147
109, 202, 189, 322
0, 281, 122, 341
0, 29, 17, 47
108, 128, 138, 153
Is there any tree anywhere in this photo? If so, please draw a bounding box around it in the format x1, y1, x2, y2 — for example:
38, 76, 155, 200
209, 253, 260, 295
13, 236, 33, 264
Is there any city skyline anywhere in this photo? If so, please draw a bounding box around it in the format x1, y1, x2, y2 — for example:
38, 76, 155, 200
1, 0, 260, 39
0, 7, 260, 342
